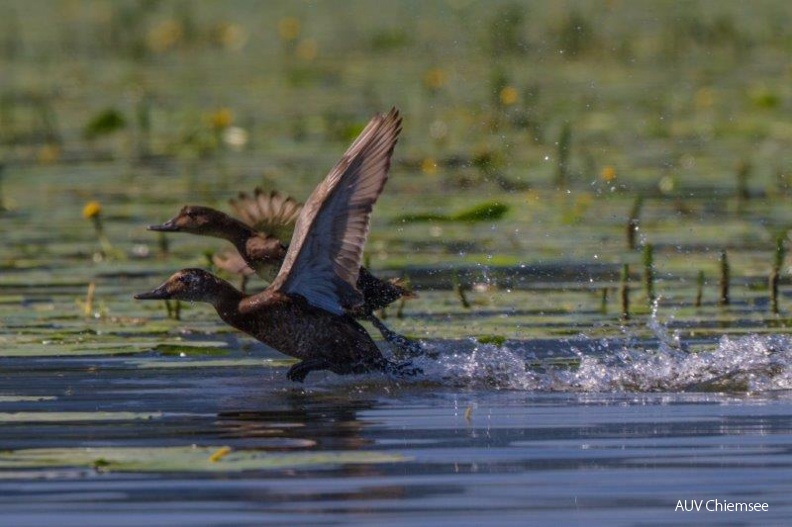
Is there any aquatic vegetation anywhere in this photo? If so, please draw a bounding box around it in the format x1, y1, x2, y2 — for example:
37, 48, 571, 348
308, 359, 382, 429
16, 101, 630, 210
475, 334, 506, 347
394, 201, 509, 224
0, 93, 61, 147
1, 2, 791, 522
0, 446, 409, 473
695, 270, 705, 308
735, 160, 751, 204
209, 107, 233, 132
486, 3, 527, 56
83, 108, 126, 141
555, 10, 597, 59
77, 281, 100, 319
626, 195, 643, 250
554, 122, 572, 188
423, 68, 448, 94
769, 235, 786, 314
642, 244, 655, 306
82, 201, 117, 260
620, 263, 630, 321
0, 163, 6, 212
719, 249, 730, 306
278, 17, 301, 43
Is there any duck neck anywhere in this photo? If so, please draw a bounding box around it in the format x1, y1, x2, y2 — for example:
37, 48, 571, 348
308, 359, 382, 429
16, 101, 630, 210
213, 216, 259, 256
207, 278, 246, 322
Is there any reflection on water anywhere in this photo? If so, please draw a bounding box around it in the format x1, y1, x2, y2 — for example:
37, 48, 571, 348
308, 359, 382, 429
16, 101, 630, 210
2, 338, 792, 526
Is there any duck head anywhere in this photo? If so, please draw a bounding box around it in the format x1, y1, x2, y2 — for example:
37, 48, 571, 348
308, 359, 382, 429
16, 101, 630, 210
148, 205, 231, 237
134, 268, 227, 303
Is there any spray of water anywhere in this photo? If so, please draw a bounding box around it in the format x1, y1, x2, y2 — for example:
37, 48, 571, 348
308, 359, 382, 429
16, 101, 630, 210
396, 304, 792, 393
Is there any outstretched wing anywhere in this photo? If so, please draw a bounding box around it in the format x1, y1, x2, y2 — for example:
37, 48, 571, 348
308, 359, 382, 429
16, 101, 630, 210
269, 108, 402, 314
228, 188, 303, 242
212, 248, 257, 277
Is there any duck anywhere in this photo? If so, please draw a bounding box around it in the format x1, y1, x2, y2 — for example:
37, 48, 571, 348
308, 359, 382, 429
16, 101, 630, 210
136, 108, 420, 381
148, 197, 413, 315
135, 268, 417, 381
148, 153, 420, 355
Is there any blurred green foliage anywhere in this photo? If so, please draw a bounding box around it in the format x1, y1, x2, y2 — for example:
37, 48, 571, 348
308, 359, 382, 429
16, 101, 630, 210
83, 108, 126, 140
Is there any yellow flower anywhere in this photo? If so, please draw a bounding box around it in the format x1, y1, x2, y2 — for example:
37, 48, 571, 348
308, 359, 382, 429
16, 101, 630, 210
423, 68, 447, 91
421, 158, 438, 175
210, 108, 233, 131
208, 446, 233, 463
214, 22, 248, 51
600, 165, 616, 182
499, 86, 519, 106
37, 144, 60, 165
695, 87, 714, 110
146, 19, 184, 54
82, 201, 102, 219
296, 38, 317, 61
278, 17, 301, 42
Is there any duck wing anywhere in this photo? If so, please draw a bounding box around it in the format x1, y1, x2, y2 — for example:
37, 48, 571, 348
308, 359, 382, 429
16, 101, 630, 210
212, 248, 256, 277
229, 188, 303, 242
268, 108, 402, 315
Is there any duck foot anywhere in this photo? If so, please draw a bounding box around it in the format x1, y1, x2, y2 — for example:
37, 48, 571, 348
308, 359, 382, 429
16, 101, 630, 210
287, 358, 332, 382
366, 315, 425, 359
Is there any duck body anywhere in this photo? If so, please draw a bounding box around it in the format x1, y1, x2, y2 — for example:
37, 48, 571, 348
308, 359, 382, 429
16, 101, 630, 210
235, 291, 391, 378
137, 108, 423, 380
150, 203, 412, 313
135, 270, 402, 381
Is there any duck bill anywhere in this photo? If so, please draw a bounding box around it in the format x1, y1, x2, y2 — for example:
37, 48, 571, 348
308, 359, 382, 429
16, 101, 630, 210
134, 284, 172, 300
147, 218, 180, 232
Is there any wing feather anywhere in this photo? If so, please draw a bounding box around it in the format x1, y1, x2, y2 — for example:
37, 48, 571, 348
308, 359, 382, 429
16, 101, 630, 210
228, 189, 303, 241
269, 108, 402, 314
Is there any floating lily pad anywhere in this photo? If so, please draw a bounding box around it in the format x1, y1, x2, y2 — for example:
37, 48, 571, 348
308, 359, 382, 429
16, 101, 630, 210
0, 395, 57, 403
393, 201, 509, 224
154, 342, 229, 357
476, 335, 507, 347
0, 446, 410, 473
131, 358, 293, 369
0, 411, 163, 423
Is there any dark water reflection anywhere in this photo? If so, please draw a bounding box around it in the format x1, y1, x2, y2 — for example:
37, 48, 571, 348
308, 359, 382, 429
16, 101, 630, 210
2, 352, 792, 526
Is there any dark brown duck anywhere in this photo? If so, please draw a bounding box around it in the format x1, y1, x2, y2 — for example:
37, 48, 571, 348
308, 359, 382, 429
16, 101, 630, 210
137, 108, 419, 381
148, 115, 420, 355
135, 268, 414, 381
149, 195, 413, 314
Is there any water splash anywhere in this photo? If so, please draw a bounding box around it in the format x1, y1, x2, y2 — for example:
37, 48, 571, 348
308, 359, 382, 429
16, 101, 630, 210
401, 329, 792, 394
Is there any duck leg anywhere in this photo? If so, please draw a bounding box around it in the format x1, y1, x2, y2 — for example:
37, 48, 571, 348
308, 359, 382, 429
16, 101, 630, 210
365, 314, 424, 358
287, 358, 333, 382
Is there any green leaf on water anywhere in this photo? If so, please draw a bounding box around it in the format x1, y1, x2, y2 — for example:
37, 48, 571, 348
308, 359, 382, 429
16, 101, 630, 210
0, 446, 411, 473
83, 108, 126, 140
131, 358, 293, 369
451, 201, 509, 222
476, 335, 506, 347
393, 200, 509, 224
393, 212, 449, 223
0, 412, 163, 423
0, 395, 57, 403
153, 342, 229, 356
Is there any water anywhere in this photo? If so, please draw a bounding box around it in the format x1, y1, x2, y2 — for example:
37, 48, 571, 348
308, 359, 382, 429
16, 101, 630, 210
3, 160, 792, 525
3, 2, 792, 523
2, 326, 792, 526
4, 162, 792, 527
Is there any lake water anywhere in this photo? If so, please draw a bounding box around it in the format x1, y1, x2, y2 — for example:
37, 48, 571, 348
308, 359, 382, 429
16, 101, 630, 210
3, 150, 792, 527
3, 2, 792, 523
2, 312, 792, 526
